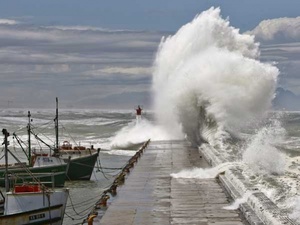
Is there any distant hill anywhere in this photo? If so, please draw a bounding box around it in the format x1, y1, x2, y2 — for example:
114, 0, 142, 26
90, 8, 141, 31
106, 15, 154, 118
273, 87, 300, 111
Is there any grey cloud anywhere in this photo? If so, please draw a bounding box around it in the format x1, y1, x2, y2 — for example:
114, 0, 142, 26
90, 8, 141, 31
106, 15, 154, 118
0, 25, 162, 62
259, 42, 300, 95
0, 23, 165, 108
247, 17, 300, 95
249, 17, 300, 44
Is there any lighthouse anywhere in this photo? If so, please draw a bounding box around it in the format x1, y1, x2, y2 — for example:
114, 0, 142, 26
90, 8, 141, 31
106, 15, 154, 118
135, 105, 142, 124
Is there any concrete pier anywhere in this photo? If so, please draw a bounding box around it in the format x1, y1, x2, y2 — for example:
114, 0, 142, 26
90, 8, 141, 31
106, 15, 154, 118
98, 140, 248, 225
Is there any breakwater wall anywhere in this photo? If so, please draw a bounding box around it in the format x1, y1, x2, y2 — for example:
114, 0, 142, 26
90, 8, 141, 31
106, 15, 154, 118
200, 144, 297, 225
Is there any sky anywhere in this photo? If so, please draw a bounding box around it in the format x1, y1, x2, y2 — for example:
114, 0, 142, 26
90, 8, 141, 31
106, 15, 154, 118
0, 0, 300, 109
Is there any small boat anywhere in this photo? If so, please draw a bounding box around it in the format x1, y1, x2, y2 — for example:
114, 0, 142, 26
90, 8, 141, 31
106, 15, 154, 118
30, 98, 99, 181
59, 141, 99, 180
0, 160, 67, 188
53, 97, 99, 180
0, 111, 68, 188
33, 141, 99, 180
0, 129, 69, 225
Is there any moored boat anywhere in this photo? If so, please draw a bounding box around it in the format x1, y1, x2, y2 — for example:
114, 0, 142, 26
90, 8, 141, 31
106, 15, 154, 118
53, 98, 99, 180
65, 153, 98, 180
0, 129, 69, 225
31, 142, 99, 181
59, 141, 99, 180
0, 111, 68, 188
0, 185, 69, 225
0, 161, 67, 188
12, 98, 100, 181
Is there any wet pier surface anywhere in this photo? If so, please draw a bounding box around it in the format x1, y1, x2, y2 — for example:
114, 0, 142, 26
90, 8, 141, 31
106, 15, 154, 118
98, 140, 247, 225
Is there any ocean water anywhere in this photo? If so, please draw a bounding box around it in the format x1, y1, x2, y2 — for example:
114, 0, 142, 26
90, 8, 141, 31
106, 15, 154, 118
0, 109, 156, 225
1, 6, 300, 225
0, 108, 180, 225
1, 109, 300, 224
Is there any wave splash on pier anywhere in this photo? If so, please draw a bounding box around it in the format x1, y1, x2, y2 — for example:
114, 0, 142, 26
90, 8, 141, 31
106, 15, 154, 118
152, 7, 286, 175
152, 7, 278, 148
110, 119, 172, 150
152, 7, 300, 222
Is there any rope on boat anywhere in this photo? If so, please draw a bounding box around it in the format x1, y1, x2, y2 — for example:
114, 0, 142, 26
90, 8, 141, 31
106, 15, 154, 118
66, 195, 100, 209
46, 193, 52, 224
30, 123, 56, 146
4, 148, 51, 191
64, 187, 111, 222
61, 124, 83, 149
94, 148, 139, 179
97, 148, 109, 180
67, 193, 95, 217
95, 166, 123, 170
65, 167, 124, 221
65, 211, 92, 222
0, 151, 4, 161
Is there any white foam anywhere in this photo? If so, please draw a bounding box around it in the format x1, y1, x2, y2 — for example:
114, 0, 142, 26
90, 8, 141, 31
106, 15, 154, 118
223, 191, 253, 210
243, 118, 287, 175
110, 118, 173, 149
152, 7, 278, 145
105, 150, 136, 156
286, 196, 300, 222
170, 162, 239, 179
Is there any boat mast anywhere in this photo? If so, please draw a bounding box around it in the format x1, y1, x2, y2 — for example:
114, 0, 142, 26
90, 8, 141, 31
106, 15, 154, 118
54, 97, 59, 155
2, 128, 10, 192
27, 111, 32, 166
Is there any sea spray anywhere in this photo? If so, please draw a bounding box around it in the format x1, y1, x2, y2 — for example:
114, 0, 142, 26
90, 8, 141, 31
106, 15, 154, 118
286, 196, 300, 222
170, 162, 240, 179
105, 150, 136, 156
223, 191, 253, 210
152, 7, 279, 146
150, 8, 300, 222
243, 118, 286, 175
110, 119, 172, 149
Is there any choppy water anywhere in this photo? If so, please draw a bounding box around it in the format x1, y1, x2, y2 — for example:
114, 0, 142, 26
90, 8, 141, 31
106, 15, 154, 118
0, 109, 153, 225
1, 109, 300, 224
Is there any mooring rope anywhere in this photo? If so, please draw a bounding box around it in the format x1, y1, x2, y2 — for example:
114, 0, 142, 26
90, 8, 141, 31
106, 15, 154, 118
82, 139, 151, 224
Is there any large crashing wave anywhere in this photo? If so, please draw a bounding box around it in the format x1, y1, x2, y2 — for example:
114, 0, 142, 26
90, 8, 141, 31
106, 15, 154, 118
152, 7, 279, 146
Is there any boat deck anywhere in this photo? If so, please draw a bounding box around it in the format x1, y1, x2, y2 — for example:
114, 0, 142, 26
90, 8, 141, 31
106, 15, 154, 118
97, 140, 248, 225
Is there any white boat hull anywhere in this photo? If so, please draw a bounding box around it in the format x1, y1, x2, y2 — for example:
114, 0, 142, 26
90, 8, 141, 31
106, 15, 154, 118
0, 189, 69, 225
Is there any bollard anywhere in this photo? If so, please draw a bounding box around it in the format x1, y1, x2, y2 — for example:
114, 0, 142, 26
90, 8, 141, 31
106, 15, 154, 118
116, 172, 126, 185
123, 165, 130, 173
87, 214, 97, 225
95, 194, 110, 208
109, 183, 117, 196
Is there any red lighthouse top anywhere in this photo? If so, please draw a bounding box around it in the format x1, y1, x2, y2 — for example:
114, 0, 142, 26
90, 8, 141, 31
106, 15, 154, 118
136, 105, 142, 115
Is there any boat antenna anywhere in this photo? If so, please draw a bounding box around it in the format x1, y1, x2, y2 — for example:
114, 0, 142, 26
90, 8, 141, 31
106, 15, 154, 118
2, 128, 10, 192
54, 97, 59, 155
27, 111, 32, 166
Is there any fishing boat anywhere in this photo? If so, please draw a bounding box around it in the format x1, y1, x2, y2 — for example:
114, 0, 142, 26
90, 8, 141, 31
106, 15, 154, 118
0, 129, 69, 225
53, 98, 99, 180
0, 161, 67, 188
59, 141, 99, 180
29, 98, 99, 180
0, 111, 68, 188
